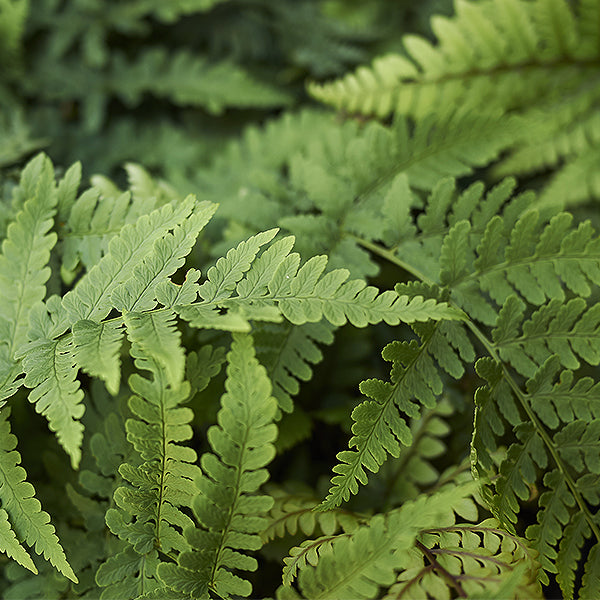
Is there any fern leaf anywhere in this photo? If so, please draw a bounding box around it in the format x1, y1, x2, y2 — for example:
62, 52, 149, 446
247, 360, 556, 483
157, 333, 277, 599
0, 409, 77, 582
59, 162, 177, 278
393, 518, 541, 599
581, 543, 600, 599
110, 47, 292, 114
554, 419, 600, 474
111, 202, 217, 313
298, 482, 479, 599
263, 485, 362, 544
556, 512, 590, 600
309, 0, 588, 120
97, 332, 201, 596
321, 322, 450, 510
123, 311, 185, 390
0, 507, 36, 574
18, 299, 85, 468
282, 534, 339, 587
0, 153, 57, 388
62, 195, 198, 323
198, 228, 279, 303
96, 547, 161, 600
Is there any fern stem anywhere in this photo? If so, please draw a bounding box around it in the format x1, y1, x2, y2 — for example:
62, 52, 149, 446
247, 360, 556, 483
349, 235, 436, 286
415, 539, 467, 598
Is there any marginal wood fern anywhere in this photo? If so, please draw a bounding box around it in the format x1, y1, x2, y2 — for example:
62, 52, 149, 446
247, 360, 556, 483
3, 1, 600, 599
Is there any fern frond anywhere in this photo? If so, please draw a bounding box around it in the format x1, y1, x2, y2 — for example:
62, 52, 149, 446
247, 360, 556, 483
59, 162, 178, 279
62, 195, 199, 323
0, 154, 57, 397
110, 47, 292, 114
374, 400, 454, 506
0, 507, 36, 575
156, 333, 277, 599
97, 337, 202, 597
472, 355, 600, 596
263, 486, 362, 544
391, 518, 541, 599
309, 0, 593, 120
18, 298, 84, 468
123, 311, 184, 391
321, 321, 462, 510
0, 409, 77, 582
293, 482, 479, 599
254, 320, 335, 413
72, 319, 124, 396
111, 202, 217, 313
492, 297, 600, 378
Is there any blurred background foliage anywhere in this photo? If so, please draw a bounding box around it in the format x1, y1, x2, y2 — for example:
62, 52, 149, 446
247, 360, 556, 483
0, 0, 452, 180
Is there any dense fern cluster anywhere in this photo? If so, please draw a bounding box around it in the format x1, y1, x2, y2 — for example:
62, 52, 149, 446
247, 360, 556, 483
2, 0, 600, 599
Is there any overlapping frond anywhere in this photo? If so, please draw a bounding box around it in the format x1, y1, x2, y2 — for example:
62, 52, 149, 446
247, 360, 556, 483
472, 353, 600, 597
156, 333, 277, 599
95, 338, 212, 598
320, 318, 471, 510
288, 483, 479, 599
0, 154, 58, 399
392, 518, 541, 599
254, 320, 335, 413
493, 296, 600, 378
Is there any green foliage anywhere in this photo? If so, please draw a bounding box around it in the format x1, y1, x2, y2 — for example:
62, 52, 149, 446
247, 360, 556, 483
3, 1, 600, 599
310, 0, 600, 207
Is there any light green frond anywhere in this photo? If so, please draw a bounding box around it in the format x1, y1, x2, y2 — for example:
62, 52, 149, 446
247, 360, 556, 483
296, 482, 479, 600
0, 153, 57, 367
392, 518, 541, 599
198, 228, 279, 303
309, 0, 591, 120
59, 162, 180, 280
111, 202, 217, 313
0, 409, 76, 582
0, 507, 36, 574
21, 333, 85, 468
18, 299, 84, 468
62, 195, 197, 323
123, 311, 184, 391
156, 333, 277, 599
